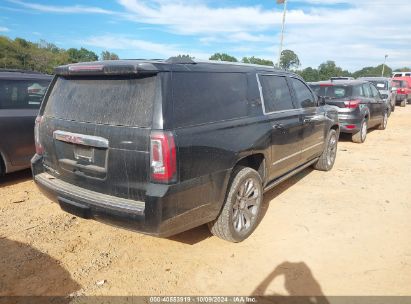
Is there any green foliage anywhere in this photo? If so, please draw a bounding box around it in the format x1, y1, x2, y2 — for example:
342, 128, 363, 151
298, 67, 320, 82
100, 51, 120, 60
317, 60, 350, 80
0, 35, 99, 73
352, 64, 392, 78
279, 49, 300, 70
1, 35, 409, 81
67, 47, 98, 63
394, 67, 411, 72
242, 56, 273, 66
209, 53, 238, 62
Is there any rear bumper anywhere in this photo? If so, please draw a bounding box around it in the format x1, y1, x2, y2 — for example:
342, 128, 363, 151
396, 94, 406, 102
336, 114, 363, 134
31, 155, 227, 237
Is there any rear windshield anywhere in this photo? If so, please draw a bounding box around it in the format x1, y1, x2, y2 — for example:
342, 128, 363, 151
310, 85, 352, 99
44, 76, 156, 127
392, 80, 407, 88
369, 81, 387, 90
0, 79, 50, 109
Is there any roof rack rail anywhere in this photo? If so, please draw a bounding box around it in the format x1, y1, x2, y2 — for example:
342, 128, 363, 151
166, 57, 196, 64
0, 68, 45, 74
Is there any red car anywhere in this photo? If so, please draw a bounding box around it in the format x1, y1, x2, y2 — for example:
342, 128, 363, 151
392, 77, 411, 107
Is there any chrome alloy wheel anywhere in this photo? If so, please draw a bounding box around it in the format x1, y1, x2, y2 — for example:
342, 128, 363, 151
361, 121, 367, 142
232, 177, 261, 233
383, 112, 388, 129
327, 133, 337, 167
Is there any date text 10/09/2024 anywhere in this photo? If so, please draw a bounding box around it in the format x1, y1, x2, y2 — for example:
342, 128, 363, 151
149, 297, 257, 303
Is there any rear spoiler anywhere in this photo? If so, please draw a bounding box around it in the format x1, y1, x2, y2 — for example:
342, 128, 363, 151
54, 61, 159, 76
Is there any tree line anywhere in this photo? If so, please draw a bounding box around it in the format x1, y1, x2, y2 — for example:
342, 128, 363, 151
0, 36, 118, 74
1, 35, 410, 81
206, 51, 410, 81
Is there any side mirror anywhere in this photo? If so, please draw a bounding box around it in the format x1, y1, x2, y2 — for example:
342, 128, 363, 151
317, 96, 326, 106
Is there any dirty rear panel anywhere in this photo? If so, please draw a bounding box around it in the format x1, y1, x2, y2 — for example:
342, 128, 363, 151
40, 74, 160, 201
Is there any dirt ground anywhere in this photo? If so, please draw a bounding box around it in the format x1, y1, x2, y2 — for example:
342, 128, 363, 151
1, 106, 411, 298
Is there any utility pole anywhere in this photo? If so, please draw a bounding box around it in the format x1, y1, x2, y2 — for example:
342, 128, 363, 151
277, 0, 288, 68
382, 54, 388, 77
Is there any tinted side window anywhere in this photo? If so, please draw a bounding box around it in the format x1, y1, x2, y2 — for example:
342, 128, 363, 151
370, 84, 380, 98
0, 79, 50, 109
362, 84, 372, 97
290, 78, 316, 108
353, 85, 363, 97
172, 72, 249, 127
259, 75, 294, 112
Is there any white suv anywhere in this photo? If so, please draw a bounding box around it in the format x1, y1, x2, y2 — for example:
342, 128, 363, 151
392, 72, 411, 77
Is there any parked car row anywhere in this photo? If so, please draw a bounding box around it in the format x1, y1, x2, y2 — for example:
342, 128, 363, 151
308, 72, 411, 143
1, 62, 410, 242
308, 80, 388, 143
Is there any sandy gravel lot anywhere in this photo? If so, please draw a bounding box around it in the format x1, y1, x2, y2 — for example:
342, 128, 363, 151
1, 106, 411, 298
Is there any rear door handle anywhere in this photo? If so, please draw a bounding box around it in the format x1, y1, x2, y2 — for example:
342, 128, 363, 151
272, 123, 285, 130
272, 123, 286, 134
303, 118, 313, 124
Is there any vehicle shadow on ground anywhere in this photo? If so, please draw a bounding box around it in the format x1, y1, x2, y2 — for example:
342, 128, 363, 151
338, 133, 353, 142
0, 238, 81, 301
170, 168, 314, 245
251, 261, 329, 304
168, 224, 212, 245
338, 128, 379, 143
0, 169, 32, 187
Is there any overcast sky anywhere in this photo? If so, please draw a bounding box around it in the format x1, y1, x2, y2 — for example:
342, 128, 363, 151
1, 0, 410, 71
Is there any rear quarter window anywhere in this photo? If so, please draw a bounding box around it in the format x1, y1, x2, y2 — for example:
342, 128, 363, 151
290, 78, 316, 108
0, 79, 50, 109
172, 72, 249, 127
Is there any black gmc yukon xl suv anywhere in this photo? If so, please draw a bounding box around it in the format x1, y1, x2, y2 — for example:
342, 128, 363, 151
32, 59, 339, 242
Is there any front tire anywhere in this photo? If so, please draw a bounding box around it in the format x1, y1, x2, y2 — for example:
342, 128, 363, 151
400, 99, 406, 107
313, 129, 338, 171
352, 119, 367, 143
208, 166, 263, 242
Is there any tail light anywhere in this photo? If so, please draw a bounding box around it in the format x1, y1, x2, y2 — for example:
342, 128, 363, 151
344, 99, 361, 109
34, 116, 44, 155
150, 131, 176, 183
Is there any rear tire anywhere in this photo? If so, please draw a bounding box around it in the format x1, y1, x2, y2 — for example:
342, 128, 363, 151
352, 119, 367, 143
208, 166, 263, 242
378, 112, 388, 130
313, 129, 338, 171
